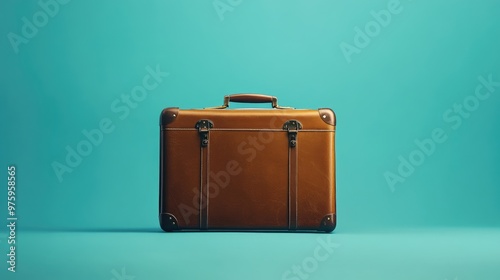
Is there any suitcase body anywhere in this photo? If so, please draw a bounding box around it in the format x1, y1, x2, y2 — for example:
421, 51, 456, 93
159, 94, 336, 232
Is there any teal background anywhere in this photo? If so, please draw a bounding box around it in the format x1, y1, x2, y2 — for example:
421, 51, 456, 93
1, 0, 499, 279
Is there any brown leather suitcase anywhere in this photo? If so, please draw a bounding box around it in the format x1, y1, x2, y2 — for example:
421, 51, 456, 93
159, 94, 336, 232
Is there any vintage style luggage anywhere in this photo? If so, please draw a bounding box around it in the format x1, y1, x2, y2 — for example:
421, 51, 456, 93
159, 94, 336, 232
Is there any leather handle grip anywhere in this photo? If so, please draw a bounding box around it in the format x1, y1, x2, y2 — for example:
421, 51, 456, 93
223, 94, 278, 108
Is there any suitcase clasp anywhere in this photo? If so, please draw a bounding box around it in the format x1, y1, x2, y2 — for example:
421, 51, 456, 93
195, 120, 214, 147
283, 120, 302, 147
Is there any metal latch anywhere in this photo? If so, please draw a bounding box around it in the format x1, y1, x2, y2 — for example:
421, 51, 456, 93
283, 120, 302, 147
195, 120, 214, 147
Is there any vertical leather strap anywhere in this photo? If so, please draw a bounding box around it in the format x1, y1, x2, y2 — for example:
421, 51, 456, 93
284, 120, 301, 230
196, 120, 213, 229
200, 145, 209, 229
288, 144, 298, 230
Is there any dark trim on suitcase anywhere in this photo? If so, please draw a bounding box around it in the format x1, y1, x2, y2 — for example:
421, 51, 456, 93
319, 214, 336, 233
318, 108, 336, 126
159, 213, 179, 231
160, 107, 179, 126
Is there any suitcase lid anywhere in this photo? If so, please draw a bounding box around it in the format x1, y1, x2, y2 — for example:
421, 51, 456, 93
160, 94, 335, 130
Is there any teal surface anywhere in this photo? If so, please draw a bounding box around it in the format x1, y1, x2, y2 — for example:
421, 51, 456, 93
2, 229, 500, 280
1, 0, 499, 279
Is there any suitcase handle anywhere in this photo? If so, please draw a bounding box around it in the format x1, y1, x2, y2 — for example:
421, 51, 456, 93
206, 94, 292, 109
210, 93, 293, 109
224, 94, 278, 108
